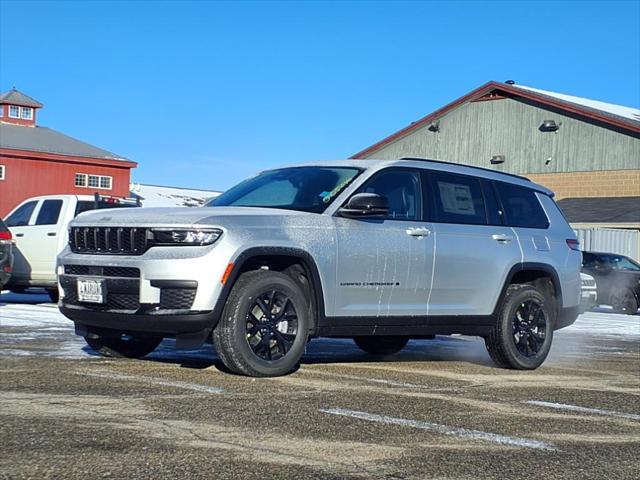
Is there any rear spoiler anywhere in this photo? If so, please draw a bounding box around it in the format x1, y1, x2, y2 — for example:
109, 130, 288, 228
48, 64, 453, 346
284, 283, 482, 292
94, 192, 141, 208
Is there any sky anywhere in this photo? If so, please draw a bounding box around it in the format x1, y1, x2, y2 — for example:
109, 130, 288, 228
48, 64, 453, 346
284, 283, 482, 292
1, 0, 639, 191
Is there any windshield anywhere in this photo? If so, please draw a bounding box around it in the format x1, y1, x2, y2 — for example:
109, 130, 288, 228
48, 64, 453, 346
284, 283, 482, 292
207, 166, 362, 213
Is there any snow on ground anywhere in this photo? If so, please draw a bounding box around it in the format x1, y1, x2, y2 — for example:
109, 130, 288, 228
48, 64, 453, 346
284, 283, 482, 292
129, 183, 221, 208
1, 290, 639, 361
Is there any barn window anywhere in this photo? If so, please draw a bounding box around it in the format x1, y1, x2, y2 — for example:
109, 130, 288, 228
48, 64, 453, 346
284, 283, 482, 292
9, 105, 19, 118
99, 176, 112, 189
75, 173, 87, 187
20, 107, 33, 120
0, 165, 5, 180
88, 175, 100, 188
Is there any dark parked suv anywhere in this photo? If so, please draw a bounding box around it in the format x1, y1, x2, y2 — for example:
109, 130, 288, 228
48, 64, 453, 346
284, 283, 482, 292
582, 251, 640, 315
0, 219, 14, 290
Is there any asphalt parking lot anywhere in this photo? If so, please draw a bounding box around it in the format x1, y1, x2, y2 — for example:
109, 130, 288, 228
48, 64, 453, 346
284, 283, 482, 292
1, 291, 639, 480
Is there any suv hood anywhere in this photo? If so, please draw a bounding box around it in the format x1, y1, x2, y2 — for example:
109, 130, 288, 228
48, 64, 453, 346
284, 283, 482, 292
72, 206, 308, 228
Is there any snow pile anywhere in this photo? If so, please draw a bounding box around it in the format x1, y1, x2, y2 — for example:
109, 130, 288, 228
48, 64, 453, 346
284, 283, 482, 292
130, 183, 221, 208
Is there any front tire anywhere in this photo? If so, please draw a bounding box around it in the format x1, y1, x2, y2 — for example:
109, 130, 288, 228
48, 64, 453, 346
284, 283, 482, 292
47, 289, 59, 303
610, 289, 638, 315
353, 336, 409, 355
212, 270, 310, 377
485, 284, 554, 370
84, 334, 162, 358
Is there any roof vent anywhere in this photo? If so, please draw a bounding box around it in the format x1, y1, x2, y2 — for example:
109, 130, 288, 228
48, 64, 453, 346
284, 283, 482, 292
505, 80, 516, 85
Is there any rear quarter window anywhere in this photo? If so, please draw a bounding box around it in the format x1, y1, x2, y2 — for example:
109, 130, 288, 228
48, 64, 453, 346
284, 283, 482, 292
495, 182, 549, 229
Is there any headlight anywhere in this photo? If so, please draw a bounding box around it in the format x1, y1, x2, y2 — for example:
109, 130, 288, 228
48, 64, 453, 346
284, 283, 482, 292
151, 228, 222, 246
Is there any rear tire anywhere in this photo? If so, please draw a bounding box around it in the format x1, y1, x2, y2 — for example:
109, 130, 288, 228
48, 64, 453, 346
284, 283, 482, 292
353, 336, 409, 355
610, 289, 638, 315
485, 284, 554, 370
47, 289, 59, 303
212, 270, 310, 377
84, 334, 162, 358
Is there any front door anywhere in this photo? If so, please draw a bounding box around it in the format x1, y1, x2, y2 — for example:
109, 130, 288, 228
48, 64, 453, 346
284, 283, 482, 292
334, 168, 434, 318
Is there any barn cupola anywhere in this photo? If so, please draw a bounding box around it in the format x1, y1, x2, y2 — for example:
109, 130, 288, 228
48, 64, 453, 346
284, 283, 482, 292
0, 88, 43, 127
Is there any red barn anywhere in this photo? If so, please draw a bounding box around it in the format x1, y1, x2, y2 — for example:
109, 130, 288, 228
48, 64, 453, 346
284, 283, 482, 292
0, 88, 137, 217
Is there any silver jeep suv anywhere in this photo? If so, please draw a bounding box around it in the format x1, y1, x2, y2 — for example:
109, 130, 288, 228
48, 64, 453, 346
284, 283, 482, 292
58, 159, 581, 376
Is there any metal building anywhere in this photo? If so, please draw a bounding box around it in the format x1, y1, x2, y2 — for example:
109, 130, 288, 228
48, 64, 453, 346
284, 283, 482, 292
352, 80, 640, 259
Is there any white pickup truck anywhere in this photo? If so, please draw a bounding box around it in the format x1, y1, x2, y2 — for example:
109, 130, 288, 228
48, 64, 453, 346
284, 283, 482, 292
4, 194, 139, 301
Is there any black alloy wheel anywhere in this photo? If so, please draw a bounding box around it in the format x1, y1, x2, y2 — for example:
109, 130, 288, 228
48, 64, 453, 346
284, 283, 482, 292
245, 289, 299, 361
512, 299, 547, 357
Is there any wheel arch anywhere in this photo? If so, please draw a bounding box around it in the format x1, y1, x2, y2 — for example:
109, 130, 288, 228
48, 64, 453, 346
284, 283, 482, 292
494, 262, 563, 317
213, 247, 326, 335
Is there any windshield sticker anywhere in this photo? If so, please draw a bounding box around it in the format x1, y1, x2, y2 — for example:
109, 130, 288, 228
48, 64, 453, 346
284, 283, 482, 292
323, 178, 353, 203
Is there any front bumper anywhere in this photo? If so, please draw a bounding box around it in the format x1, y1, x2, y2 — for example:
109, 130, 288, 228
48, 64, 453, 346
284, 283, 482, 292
60, 305, 216, 336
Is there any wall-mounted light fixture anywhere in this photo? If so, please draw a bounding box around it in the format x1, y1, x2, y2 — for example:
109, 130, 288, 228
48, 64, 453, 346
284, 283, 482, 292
539, 120, 560, 132
428, 121, 440, 133
490, 155, 506, 165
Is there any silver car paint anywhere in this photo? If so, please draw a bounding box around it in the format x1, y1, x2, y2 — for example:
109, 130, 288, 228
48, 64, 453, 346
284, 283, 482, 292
58, 159, 579, 320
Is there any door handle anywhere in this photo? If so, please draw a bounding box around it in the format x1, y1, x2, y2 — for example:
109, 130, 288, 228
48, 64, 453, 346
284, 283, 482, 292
492, 234, 513, 243
47, 232, 56, 236
15, 233, 24, 237
406, 227, 431, 237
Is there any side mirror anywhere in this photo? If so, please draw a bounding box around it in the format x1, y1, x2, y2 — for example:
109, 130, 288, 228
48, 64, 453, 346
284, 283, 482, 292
339, 193, 389, 218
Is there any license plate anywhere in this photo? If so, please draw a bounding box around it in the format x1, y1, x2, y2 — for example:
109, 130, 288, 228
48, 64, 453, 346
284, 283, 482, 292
77, 278, 105, 303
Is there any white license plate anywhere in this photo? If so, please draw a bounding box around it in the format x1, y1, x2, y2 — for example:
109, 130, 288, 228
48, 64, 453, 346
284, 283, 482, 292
77, 278, 105, 303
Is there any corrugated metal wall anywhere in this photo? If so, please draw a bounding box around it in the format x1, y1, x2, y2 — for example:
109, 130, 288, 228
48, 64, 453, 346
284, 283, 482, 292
362, 98, 640, 174
574, 228, 640, 261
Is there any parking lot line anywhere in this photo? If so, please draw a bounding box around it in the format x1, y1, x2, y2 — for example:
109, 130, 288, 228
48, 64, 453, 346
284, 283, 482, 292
524, 400, 640, 421
319, 407, 558, 451
76, 370, 225, 394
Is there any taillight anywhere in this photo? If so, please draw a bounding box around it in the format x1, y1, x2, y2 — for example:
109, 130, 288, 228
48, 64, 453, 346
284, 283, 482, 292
566, 239, 580, 251
0, 231, 12, 241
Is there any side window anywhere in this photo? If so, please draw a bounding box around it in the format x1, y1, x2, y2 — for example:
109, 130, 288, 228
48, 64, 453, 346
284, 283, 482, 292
5, 201, 38, 227
35, 200, 63, 226
481, 180, 503, 225
356, 170, 422, 220
430, 172, 486, 225
495, 182, 549, 229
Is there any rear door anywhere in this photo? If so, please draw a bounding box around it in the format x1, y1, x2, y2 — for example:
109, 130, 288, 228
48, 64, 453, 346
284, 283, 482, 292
427, 172, 521, 316
28, 199, 67, 282
334, 168, 434, 318
6, 198, 67, 284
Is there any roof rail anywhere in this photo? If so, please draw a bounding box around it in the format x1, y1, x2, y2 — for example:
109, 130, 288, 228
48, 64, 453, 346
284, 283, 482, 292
398, 157, 531, 182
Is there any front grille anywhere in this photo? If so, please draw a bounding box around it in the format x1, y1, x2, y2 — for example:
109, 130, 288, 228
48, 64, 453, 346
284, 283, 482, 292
70, 227, 150, 255
160, 288, 197, 310
64, 265, 140, 278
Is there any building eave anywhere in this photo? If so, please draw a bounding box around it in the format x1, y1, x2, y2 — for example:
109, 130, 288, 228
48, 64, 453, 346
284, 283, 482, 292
351, 81, 640, 159
0, 147, 137, 169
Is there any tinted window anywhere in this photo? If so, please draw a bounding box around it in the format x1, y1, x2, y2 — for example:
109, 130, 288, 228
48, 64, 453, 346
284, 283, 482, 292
210, 167, 361, 214
430, 172, 486, 225
75, 201, 138, 217
495, 183, 549, 229
5, 201, 37, 227
356, 170, 422, 221
481, 180, 503, 225
0, 218, 9, 233
35, 200, 63, 225
591, 254, 640, 272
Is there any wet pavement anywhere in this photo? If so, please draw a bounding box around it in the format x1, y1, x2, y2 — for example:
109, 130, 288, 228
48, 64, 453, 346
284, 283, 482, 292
1, 290, 639, 479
